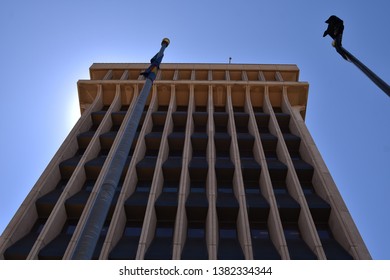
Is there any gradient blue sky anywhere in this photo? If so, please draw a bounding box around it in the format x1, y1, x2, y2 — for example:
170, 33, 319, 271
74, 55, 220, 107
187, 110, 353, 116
0, 0, 389, 259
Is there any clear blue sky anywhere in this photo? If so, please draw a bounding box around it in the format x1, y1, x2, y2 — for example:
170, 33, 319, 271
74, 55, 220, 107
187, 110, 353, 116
0, 0, 389, 259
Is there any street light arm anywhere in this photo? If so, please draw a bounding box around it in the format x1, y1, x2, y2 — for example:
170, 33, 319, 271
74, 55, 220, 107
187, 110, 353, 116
339, 46, 390, 97
323, 15, 390, 98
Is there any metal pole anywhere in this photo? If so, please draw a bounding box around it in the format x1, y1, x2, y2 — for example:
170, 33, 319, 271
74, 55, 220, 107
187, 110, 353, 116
323, 15, 390, 98
340, 46, 390, 98
71, 38, 170, 259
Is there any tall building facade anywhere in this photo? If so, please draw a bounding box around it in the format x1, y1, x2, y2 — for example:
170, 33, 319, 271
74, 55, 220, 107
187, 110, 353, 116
0, 63, 370, 260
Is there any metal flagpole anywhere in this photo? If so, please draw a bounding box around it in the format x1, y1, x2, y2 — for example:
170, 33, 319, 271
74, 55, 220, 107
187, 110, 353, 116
323, 15, 390, 98
71, 38, 170, 259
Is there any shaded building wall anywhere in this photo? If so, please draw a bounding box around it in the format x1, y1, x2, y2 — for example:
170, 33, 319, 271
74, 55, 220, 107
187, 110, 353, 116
0, 63, 370, 260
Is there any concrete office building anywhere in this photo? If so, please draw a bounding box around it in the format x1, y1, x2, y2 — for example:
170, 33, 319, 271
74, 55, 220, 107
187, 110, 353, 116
0, 63, 371, 260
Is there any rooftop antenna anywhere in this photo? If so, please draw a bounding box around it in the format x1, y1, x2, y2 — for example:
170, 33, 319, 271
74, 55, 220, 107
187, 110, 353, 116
229, 57, 232, 64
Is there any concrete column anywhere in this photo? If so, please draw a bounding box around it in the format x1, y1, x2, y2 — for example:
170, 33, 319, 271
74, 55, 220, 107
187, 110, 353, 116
0, 85, 105, 259
138, 85, 174, 259
135, 86, 159, 259
120, 70, 129, 80
246, 86, 289, 259
62, 85, 122, 259
275, 71, 283, 82
207, 85, 217, 260
283, 90, 371, 260
226, 86, 252, 259
173, 85, 194, 259
258, 71, 265, 81
103, 70, 113, 80
96, 84, 141, 259
264, 87, 326, 260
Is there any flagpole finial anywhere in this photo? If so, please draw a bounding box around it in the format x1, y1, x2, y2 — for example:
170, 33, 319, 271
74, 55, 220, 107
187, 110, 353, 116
162, 38, 170, 47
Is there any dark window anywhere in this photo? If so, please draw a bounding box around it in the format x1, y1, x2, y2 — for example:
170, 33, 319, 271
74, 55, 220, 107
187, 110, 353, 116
124, 227, 142, 237
144, 222, 174, 260
158, 105, 169, 111
217, 225, 245, 260
181, 223, 208, 260
176, 106, 188, 112
214, 106, 225, 112
250, 223, 280, 260
220, 228, 236, 239
251, 228, 270, 239
65, 224, 77, 235
38, 220, 79, 260
188, 228, 205, 238
316, 224, 353, 260
3, 219, 47, 260
109, 222, 143, 260
195, 106, 207, 112
283, 224, 317, 260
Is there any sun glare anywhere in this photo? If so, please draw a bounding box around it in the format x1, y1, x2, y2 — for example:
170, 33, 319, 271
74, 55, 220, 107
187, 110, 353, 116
66, 93, 81, 129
